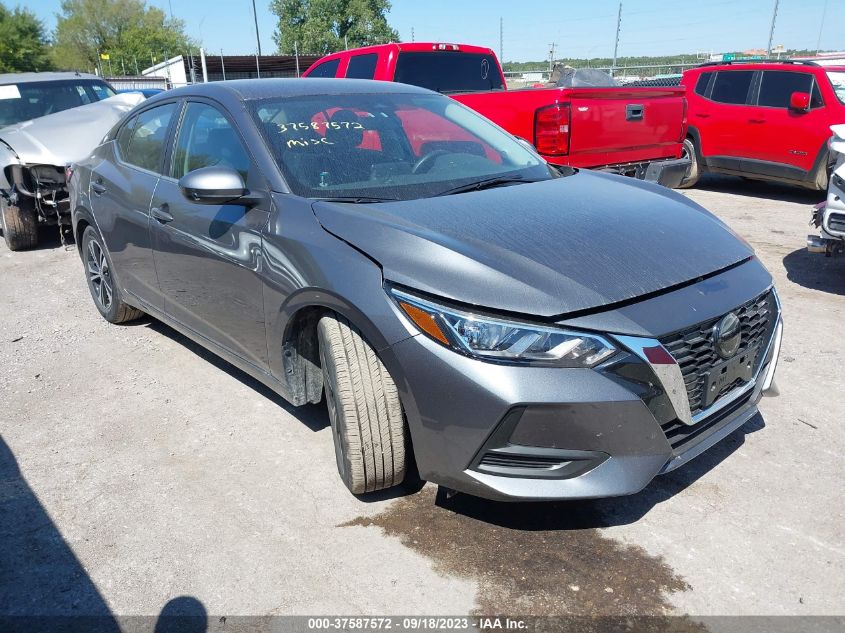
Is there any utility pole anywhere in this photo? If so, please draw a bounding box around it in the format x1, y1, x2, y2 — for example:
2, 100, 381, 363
548, 43, 556, 72
499, 17, 503, 63
816, 0, 828, 55
766, 0, 779, 57
612, 1, 622, 77
294, 41, 300, 77
251, 0, 262, 56
220, 49, 226, 80
411, 27, 414, 42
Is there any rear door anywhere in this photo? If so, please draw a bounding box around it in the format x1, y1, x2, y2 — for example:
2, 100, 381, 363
746, 70, 827, 175
89, 101, 179, 311
701, 69, 756, 168
150, 100, 271, 370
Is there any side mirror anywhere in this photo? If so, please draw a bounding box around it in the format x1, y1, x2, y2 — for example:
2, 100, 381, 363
789, 91, 810, 112
178, 166, 261, 206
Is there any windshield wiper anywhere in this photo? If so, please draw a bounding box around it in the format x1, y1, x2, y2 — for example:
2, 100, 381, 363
434, 175, 528, 197
313, 195, 398, 204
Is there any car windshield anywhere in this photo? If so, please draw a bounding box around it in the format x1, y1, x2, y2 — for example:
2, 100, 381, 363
250, 92, 555, 201
827, 71, 845, 105
0, 79, 116, 128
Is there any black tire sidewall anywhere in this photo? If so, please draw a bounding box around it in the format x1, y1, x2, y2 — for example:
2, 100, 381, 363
680, 137, 699, 187
82, 226, 122, 322
317, 324, 356, 491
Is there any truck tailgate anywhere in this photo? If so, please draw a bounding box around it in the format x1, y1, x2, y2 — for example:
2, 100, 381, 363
566, 87, 686, 165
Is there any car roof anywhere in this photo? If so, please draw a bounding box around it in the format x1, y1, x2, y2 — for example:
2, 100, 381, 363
0, 71, 104, 85
145, 78, 435, 103
684, 61, 840, 74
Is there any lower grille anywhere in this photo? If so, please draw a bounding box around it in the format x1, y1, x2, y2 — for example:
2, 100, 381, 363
659, 290, 776, 416
828, 213, 845, 234
661, 392, 752, 453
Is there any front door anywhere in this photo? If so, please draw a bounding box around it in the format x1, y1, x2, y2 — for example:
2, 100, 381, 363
150, 101, 271, 370
746, 70, 828, 177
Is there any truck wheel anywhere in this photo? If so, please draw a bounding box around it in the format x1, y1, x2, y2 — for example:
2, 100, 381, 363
1, 198, 38, 251
317, 313, 407, 495
812, 152, 834, 191
677, 138, 700, 189
82, 226, 143, 324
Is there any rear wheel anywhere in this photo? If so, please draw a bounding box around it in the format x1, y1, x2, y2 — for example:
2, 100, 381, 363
317, 313, 407, 494
1, 198, 38, 251
677, 137, 700, 189
82, 226, 143, 324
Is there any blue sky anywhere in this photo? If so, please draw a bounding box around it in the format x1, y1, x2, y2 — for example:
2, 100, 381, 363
26, 0, 843, 62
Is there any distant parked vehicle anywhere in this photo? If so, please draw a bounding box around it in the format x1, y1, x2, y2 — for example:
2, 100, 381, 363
808, 124, 845, 256
304, 43, 690, 188
680, 60, 845, 189
0, 72, 143, 251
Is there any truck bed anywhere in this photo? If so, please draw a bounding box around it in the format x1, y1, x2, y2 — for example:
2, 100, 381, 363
452, 85, 687, 168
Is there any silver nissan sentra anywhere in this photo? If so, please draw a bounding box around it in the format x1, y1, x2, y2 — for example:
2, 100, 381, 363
69, 79, 782, 501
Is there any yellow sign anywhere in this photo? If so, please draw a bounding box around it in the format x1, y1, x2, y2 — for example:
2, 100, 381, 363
100, 53, 110, 60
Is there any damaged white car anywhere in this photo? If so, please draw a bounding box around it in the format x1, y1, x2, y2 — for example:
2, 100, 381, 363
0, 72, 144, 250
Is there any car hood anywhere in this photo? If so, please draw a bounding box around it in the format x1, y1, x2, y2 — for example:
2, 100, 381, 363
0, 92, 144, 167
312, 171, 753, 318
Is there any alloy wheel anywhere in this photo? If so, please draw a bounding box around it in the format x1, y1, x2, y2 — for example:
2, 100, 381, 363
86, 239, 113, 311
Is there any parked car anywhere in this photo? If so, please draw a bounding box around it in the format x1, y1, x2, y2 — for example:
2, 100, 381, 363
680, 60, 845, 189
304, 43, 690, 188
69, 79, 782, 501
0, 72, 143, 250
808, 124, 845, 256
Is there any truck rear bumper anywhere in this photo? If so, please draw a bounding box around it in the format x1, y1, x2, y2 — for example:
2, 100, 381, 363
643, 157, 690, 188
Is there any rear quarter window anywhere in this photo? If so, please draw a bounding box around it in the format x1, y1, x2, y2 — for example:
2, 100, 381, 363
710, 71, 754, 105
345, 54, 378, 79
694, 72, 713, 96
307, 59, 340, 78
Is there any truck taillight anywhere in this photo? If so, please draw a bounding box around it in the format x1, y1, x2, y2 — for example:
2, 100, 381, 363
679, 97, 688, 143
534, 104, 571, 156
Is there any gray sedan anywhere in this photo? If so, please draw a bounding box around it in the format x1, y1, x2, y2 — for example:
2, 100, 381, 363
69, 79, 782, 501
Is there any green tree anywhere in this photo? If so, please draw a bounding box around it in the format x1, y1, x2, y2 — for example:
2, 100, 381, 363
271, 0, 398, 55
52, 0, 194, 74
0, 4, 53, 72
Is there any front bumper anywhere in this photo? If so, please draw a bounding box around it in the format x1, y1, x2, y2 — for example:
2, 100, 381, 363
384, 261, 781, 501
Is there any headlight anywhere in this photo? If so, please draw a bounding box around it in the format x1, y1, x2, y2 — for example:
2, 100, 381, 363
390, 287, 616, 367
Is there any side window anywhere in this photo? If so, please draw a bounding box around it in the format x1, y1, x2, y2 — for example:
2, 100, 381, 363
122, 103, 177, 173
757, 71, 813, 108
345, 54, 378, 79
116, 115, 138, 158
171, 102, 250, 181
710, 71, 754, 105
694, 72, 713, 96
307, 59, 340, 78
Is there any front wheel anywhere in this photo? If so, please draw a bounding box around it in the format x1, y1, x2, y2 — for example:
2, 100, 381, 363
1, 198, 38, 251
677, 137, 700, 189
318, 313, 407, 494
82, 226, 143, 324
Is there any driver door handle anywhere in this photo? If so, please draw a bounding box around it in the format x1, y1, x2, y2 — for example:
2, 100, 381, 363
151, 203, 174, 224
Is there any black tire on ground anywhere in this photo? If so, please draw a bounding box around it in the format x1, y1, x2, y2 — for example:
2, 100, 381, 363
677, 137, 700, 189
812, 152, 833, 191
317, 313, 407, 494
1, 198, 38, 251
81, 226, 143, 324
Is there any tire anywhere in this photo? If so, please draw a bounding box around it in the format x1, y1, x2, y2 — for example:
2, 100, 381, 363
812, 152, 834, 191
1, 198, 38, 251
317, 313, 407, 494
677, 137, 700, 189
81, 226, 143, 324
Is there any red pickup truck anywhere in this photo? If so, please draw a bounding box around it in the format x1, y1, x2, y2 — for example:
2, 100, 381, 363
303, 42, 690, 187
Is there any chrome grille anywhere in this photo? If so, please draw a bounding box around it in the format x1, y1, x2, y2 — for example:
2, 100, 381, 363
659, 291, 776, 417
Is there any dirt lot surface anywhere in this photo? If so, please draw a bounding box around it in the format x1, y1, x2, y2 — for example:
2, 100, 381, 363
1, 176, 843, 620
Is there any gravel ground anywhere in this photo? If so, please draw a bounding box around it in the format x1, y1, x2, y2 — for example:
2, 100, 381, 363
1, 175, 843, 620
